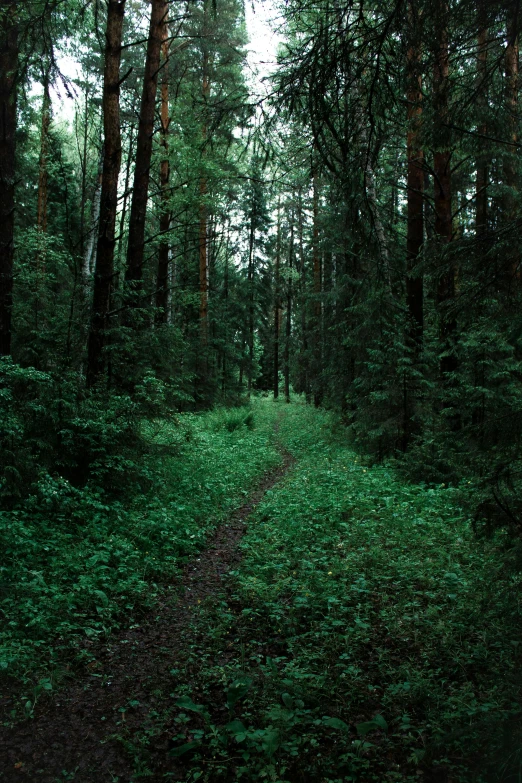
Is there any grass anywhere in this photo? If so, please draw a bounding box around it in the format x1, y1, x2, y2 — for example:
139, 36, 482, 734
0, 402, 281, 694
163, 400, 522, 782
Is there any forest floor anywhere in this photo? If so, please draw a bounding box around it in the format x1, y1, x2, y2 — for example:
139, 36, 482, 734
1, 400, 521, 783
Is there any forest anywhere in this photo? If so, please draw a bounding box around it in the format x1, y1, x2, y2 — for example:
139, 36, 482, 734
0, 0, 522, 780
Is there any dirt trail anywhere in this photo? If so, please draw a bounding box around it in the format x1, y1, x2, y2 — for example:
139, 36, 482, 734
0, 448, 294, 783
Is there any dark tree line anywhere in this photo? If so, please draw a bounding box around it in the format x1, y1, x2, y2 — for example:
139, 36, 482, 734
1, 0, 522, 531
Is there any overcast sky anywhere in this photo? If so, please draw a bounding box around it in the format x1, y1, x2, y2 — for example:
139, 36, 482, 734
48, 0, 283, 122
244, 0, 283, 82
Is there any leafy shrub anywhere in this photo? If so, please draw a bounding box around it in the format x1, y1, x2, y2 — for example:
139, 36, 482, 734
208, 406, 256, 433
0, 398, 280, 686
0, 359, 171, 502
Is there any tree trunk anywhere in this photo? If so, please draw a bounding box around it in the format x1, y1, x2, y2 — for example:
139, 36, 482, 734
199, 0, 210, 356
284, 206, 294, 403
297, 187, 309, 401
504, 6, 519, 285
199, 179, 208, 346
156, 9, 171, 323
82, 151, 103, 289
86, 0, 126, 386
246, 204, 255, 394
476, 3, 488, 238
312, 158, 322, 406
34, 68, 52, 334
433, 0, 456, 379
125, 0, 167, 301
37, 72, 51, 234
117, 123, 135, 268
273, 201, 281, 398
406, 0, 424, 344
0, 1, 18, 357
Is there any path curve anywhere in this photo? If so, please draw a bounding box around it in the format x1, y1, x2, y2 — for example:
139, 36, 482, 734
0, 447, 294, 783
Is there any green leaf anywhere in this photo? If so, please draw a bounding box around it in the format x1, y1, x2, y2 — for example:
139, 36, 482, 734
261, 728, 280, 756
281, 692, 294, 709
356, 715, 387, 736
94, 590, 108, 607
169, 740, 202, 757
225, 719, 247, 735
323, 716, 350, 731
175, 695, 210, 721
226, 676, 252, 709
372, 714, 388, 731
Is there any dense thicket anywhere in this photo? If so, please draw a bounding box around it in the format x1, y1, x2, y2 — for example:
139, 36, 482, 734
1, 0, 522, 532
266, 0, 522, 533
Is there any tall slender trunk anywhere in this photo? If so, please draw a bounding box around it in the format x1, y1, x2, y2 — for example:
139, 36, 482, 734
312, 158, 322, 406
199, 0, 210, 354
0, 1, 18, 357
199, 178, 208, 346
284, 206, 294, 403
297, 188, 310, 401
404, 6, 424, 449
246, 204, 256, 394
504, 6, 519, 285
273, 201, 281, 398
86, 0, 126, 386
406, 1, 424, 344
476, 3, 488, 238
83, 151, 103, 289
117, 123, 135, 268
34, 69, 51, 334
79, 84, 89, 260
433, 0, 455, 379
221, 220, 231, 395
125, 0, 167, 302
156, 10, 170, 323
37, 72, 51, 234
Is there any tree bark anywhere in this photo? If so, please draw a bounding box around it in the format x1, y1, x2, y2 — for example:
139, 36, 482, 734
156, 9, 171, 323
273, 201, 281, 399
406, 1, 424, 344
312, 158, 322, 406
82, 151, 103, 289
125, 0, 167, 300
37, 72, 51, 235
0, 0, 18, 357
86, 0, 126, 386
246, 191, 256, 393
199, 179, 208, 346
433, 0, 456, 379
117, 123, 135, 268
504, 6, 519, 285
476, 3, 488, 238
284, 206, 294, 403
199, 0, 210, 355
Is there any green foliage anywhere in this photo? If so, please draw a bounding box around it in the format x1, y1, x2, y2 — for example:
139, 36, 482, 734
207, 406, 256, 432
162, 403, 522, 782
0, 399, 280, 686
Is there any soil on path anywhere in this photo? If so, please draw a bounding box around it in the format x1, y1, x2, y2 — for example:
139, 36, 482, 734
0, 448, 294, 783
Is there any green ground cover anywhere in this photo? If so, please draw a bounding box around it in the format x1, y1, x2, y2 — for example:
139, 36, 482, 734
0, 403, 281, 686
167, 401, 522, 782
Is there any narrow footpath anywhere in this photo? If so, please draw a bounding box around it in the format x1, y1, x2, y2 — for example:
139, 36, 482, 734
0, 449, 294, 782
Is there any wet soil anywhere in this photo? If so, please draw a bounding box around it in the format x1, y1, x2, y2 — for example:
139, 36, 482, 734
0, 449, 294, 783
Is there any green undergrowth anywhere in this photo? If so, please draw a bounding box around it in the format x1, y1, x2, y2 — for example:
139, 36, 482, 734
0, 401, 281, 693
164, 401, 522, 782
